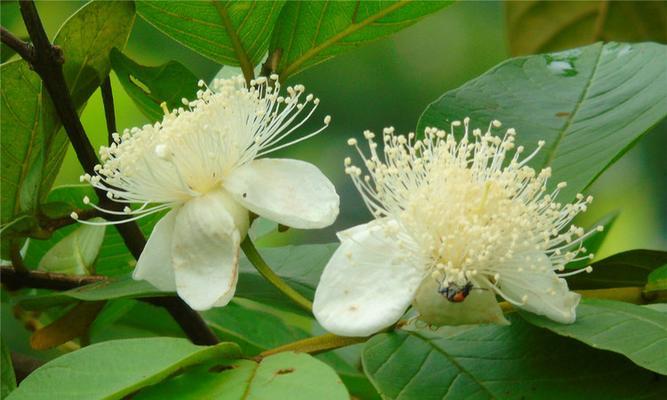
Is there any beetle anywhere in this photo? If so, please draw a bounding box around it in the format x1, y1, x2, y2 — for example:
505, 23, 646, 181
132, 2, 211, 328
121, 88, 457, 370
438, 281, 474, 303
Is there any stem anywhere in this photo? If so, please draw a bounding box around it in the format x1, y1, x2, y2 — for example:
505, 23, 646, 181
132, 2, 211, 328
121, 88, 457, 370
240, 237, 313, 312
260, 333, 366, 358
16, 1, 218, 346
0, 26, 34, 62
212, 1, 254, 85
1, 266, 107, 291
100, 76, 117, 145
9, 240, 29, 274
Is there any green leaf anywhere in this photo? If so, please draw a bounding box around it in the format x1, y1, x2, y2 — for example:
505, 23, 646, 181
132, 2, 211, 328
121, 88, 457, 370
520, 298, 667, 375
0, 1, 136, 232
362, 315, 667, 400
15, 275, 161, 311
136, 1, 285, 67
6, 338, 240, 400
110, 48, 199, 121
271, 1, 452, 79
418, 42, 667, 201
645, 264, 667, 293
37, 221, 105, 275
1, 338, 16, 399
567, 249, 667, 290
506, 1, 667, 56
203, 302, 308, 355
134, 352, 348, 400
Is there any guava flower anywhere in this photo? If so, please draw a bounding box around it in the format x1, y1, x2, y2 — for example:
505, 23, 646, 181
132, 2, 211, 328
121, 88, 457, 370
75, 75, 339, 311
313, 119, 600, 336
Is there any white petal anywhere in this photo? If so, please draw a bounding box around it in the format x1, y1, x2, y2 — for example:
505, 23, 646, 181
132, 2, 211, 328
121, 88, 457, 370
133, 209, 178, 291
413, 276, 509, 326
498, 252, 580, 323
171, 190, 244, 311
225, 158, 339, 229
313, 220, 424, 336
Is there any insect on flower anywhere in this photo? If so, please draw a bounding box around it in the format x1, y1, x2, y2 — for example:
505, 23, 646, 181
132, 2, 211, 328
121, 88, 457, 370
74, 75, 339, 311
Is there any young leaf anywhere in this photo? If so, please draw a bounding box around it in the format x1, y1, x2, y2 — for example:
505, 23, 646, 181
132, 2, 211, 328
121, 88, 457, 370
645, 264, 667, 294
506, 1, 667, 56
30, 301, 105, 350
418, 42, 667, 201
136, 1, 285, 67
37, 222, 105, 275
0, 1, 136, 234
520, 298, 667, 375
133, 352, 348, 400
567, 249, 667, 290
110, 49, 199, 121
1, 338, 16, 398
6, 338, 241, 400
362, 316, 667, 399
270, 1, 452, 79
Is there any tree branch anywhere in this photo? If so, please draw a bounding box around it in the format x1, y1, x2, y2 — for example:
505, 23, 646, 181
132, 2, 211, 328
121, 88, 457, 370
17, 0, 218, 346
0, 26, 34, 62
100, 76, 117, 145
212, 1, 254, 85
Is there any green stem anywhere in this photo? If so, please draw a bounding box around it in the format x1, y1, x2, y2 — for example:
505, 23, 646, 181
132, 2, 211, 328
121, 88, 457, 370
260, 333, 366, 357
240, 237, 313, 312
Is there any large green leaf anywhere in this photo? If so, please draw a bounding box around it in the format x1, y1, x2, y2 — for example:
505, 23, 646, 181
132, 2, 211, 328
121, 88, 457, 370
1, 338, 16, 398
567, 249, 667, 290
418, 42, 667, 201
271, 1, 451, 79
7, 338, 240, 400
506, 1, 667, 56
134, 352, 348, 400
362, 316, 667, 400
520, 298, 667, 375
136, 1, 285, 67
110, 48, 199, 122
0, 1, 136, 237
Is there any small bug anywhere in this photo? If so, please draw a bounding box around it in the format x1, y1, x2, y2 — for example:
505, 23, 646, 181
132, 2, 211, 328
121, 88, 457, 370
438, 281, 474, 303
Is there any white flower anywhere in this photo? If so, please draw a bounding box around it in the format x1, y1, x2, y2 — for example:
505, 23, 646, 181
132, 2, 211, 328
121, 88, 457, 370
313, 119, 600, 336
76, 75, 339, 311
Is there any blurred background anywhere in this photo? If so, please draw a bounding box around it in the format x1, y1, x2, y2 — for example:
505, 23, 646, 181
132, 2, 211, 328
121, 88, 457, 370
2, 0, 666, 258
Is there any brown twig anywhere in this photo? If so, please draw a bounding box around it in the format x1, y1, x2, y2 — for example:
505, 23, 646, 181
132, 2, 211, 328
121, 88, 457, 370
16, 0, 218, 346
0, 26, 34, 62
1, 266, 107, 291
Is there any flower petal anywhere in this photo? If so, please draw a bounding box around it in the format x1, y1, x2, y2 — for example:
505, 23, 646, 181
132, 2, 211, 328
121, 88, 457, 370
413, 276, 509, 326
133, 209, 178, 291
498, 252, 580, 323
225, 158, 339, 229
171, 190, 244, 310
313, 220, 424, 336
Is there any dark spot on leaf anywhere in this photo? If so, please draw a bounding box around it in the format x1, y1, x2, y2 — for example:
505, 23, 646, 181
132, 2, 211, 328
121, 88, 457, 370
242, 192, 247, 198
276, 368, 295, 375
209, 364, 236, 373
555, 111, 570, 117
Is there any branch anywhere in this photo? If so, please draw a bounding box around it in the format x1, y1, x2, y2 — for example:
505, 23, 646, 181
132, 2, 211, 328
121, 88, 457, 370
0, 26, 34, 62
100, 76, 117, 145
240, 238, 313, 312
212, 1, 254, 85
17, 1, 218, 346
260, 333, 366, 358
1, 266, 107, 291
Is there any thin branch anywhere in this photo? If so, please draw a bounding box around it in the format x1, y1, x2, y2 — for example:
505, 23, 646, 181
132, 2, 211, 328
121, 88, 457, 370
17, 0, 218, 346
240, 238, 313, 312
212, 1, 255, 85
260, 333, 366, 358
100, 76, 117, 145
11, 352, 45, 383
0, 26, 34, 62
1, 266, 107, 291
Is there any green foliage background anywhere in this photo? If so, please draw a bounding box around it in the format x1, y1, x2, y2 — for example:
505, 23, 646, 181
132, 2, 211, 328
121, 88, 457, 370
3, 0, 665, 255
